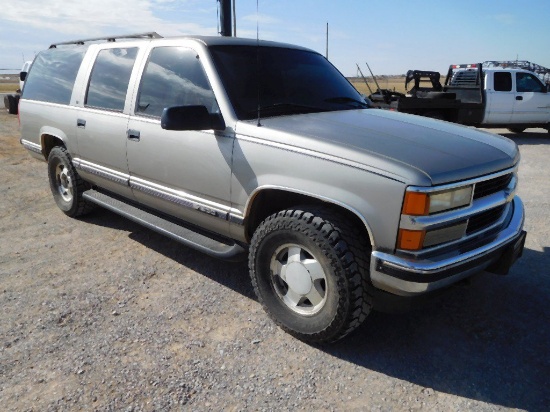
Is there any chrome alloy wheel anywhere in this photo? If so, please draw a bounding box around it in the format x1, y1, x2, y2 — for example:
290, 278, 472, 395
55, 163, 73, 203
269, 243, 328, 316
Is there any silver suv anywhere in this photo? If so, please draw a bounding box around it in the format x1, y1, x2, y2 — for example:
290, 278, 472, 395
20, 33, 526, 343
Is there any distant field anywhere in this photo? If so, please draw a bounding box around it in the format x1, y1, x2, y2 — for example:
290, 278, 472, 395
349, 76, 408, 95
0, 83, 18, 93
0, 76, 409, 96
0, 76, 19, 94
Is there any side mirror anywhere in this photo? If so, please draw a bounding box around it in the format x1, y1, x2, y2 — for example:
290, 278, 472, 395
161, 105, 225, 131
20, 72, 27, 82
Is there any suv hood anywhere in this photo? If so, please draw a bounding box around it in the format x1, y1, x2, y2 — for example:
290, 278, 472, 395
236, 109, 519, 186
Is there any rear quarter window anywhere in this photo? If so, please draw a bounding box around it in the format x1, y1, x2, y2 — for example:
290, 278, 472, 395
493, 72, 512, 92
22, 47, 87, 105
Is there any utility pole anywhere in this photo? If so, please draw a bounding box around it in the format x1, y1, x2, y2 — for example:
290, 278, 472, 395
219, 0, 232, 37
233, 0, 237, 37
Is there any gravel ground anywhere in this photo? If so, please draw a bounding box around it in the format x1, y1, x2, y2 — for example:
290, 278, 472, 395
1, 103, 549, 411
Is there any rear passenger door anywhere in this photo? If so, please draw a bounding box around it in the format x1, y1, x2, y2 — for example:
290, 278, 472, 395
484, 71, 514, 124
126, 45, 234, 235
76, 46, 140, 198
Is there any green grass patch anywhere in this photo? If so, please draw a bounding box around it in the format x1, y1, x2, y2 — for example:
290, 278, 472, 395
0, 83, 19, 93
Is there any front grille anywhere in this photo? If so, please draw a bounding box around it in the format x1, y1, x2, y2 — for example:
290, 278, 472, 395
473, 173, 512, 199
466, 205, 506, 235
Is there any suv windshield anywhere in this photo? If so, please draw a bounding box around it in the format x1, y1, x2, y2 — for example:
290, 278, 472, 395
209, 45, 367, 120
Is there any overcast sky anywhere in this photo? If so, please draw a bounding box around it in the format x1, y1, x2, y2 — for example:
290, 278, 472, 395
1, 0, 549, 76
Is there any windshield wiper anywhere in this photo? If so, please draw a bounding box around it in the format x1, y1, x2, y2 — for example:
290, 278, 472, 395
324, 96, 369, 108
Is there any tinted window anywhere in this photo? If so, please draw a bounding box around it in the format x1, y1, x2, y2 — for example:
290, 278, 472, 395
86, 47, 138, 111
136, 47, 218, 118
493, 72, 512, 92
516, 72, 544, 93
22, 47, 86, 104
210, 46, 366, 120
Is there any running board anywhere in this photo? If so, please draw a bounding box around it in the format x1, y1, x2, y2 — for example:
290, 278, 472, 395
82, 189, 247, 261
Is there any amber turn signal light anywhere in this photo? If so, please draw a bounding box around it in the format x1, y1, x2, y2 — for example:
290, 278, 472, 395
402, 192, 429, 216
398, 229, 426, 251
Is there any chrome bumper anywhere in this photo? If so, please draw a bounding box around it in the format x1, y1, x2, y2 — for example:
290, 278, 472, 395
370, 196, 525, 296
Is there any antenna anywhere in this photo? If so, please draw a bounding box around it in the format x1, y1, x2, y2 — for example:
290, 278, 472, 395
365, 61, 383, 99
326, 22, 329, 59
356, 64, 374, 96
256, 0, 262, 127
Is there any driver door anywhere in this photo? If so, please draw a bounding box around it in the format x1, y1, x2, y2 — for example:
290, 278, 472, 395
511, 72, 550, 123
126, 45, 234, 235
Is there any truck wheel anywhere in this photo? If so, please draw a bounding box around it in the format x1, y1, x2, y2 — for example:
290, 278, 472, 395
507, 127, 526, 134
249, 206, 372, 343
5, 94, 18, 114
47, 147, 95, 217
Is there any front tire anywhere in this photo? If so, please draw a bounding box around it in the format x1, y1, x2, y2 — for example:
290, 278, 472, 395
47, 147, 94, 217
249, 206, 372, 343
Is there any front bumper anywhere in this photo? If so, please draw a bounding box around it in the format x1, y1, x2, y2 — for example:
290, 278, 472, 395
370, 196, 525, 296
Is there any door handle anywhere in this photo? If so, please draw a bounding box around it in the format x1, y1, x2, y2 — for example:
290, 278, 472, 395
77, 118, 86, 128
516, 96, 523, 101
127, 129, 140, 141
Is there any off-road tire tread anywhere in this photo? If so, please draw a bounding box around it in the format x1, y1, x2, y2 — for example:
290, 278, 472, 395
249, 205, 373, 343
48, 146, 95, 217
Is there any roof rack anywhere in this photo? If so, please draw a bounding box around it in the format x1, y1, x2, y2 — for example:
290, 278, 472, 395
49, 32, 162, 48
484, 60, 550, 84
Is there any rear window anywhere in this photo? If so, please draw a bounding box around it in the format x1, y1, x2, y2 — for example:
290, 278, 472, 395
22, 47, 86, 105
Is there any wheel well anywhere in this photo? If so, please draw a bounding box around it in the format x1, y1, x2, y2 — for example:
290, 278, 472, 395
41, 134, 65, 159
245, 189, 370, 244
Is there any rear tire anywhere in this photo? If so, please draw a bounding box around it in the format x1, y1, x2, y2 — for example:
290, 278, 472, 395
249, 206, 372, 343
507, 127, 526, 134
5, 94, 18, 114
47, 147, 95, 217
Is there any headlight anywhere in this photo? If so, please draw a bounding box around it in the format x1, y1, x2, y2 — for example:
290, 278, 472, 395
402, 185, 473, 216
398, 185, 473, 251
428, 186, 473, 214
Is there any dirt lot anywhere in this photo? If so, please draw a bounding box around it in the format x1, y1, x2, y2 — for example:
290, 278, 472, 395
1, 102, 549, 411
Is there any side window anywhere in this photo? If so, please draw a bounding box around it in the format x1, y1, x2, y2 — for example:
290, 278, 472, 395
516, 72, 544, 93
136, 47, 218, 118
493, 72, 512, 92
22, 47, 87, 104
86, 47, 138, 111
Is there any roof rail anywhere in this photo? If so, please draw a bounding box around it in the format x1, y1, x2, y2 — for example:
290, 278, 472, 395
49, 32, 162, 48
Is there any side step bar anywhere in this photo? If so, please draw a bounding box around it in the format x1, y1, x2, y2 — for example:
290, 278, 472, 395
82, 189, 247, 261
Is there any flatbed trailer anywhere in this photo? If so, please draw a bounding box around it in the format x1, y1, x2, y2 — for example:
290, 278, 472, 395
395, 63, 550, 132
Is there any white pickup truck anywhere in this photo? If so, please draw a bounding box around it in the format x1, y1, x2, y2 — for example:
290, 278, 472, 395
3, 60, 32, 115
396, 63, 550, 133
